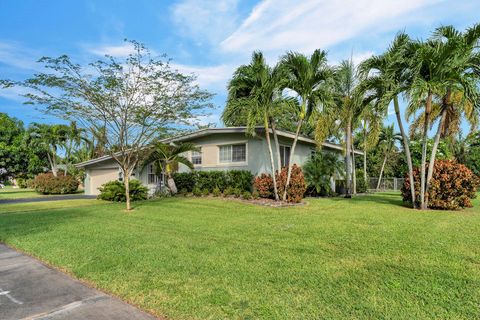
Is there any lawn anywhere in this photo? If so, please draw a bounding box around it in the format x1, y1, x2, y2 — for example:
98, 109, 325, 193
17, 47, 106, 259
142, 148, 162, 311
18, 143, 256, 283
0, 186, 41, 199
0, 193, 479, 319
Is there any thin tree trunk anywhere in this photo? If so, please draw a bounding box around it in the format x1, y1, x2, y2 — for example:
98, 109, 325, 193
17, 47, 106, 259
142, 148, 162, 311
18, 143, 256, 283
264, 116, 279, 201
47, 152, 58, 177
425, 102, 448, 207
167, 174, 177, 194
124, 169, 131, 211
271, 119, 282, 171
282, 118, 304, 201
345, 118, 352, 198
351, 140, 356, 195
363, 122, 368, 184
393, 96, 416, 209
376, 154, 388, 190
420, 92, 432, 210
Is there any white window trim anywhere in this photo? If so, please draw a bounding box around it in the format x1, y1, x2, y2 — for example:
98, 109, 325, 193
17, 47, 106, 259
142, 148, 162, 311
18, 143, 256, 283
280, 144, 292, 167
217, 141, 248, 165
190, 148, 202, 167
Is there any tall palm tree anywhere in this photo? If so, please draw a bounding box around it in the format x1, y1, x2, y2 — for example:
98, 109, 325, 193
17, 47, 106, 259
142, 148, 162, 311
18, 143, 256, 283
317, 59, 363, 197
279, 49, 333, 201
27, 123, 69, 176
358, 103, 382, 184
359, 33, 417, 208
376, 125, 401, 190
143, 142, 198, 194
222, 51, 285, 200
407, 24, 480, 209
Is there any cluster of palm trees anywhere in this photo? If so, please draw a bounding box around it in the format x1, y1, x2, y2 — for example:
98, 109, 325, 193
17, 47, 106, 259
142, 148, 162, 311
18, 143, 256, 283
27, 122, 106, 178
223, 23, 480, 209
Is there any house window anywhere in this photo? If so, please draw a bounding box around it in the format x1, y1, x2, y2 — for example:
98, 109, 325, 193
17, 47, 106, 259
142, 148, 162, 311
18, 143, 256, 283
147, 164, 160, 185
191, 148, 202, 165
118, 170, 123, 182
280, 145, 291, 167
219, 144, 246, 163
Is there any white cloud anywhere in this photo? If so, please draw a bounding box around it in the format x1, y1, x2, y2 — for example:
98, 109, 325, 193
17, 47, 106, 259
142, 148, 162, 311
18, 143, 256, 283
0, 42, 41, 70
172, 63, 234, 90
88, 43, 136, 57
171, 0, 240, 45
221, 0, 441, 56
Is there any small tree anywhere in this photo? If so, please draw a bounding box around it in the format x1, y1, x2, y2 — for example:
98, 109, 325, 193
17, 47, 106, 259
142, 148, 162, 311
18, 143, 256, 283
142, 142, 198, 194
12, 40, 213, 210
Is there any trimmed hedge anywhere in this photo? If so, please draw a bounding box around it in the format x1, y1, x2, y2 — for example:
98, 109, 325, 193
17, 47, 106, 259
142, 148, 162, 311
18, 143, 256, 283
97, 180, 148, 202
34, 173, 79, 194
402, 159, 480, 210
173, 170, 253, 193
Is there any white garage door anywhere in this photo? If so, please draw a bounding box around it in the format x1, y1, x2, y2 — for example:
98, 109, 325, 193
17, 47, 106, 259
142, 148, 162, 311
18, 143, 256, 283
89, 169, 119, 195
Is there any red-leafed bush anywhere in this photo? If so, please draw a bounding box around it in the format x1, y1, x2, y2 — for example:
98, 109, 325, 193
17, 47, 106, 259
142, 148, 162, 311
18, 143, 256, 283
402, 159, 479, 210
34, 172, 79, 194
277, 164, 307, 203
253, 173, 273, 198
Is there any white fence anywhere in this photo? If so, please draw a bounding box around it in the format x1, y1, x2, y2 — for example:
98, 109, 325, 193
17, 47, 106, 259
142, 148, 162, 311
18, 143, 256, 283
368, 177, 405, 191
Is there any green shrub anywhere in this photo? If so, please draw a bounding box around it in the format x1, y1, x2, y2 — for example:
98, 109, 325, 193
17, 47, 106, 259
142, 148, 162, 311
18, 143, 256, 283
97, 179, 148, 202
201, 188, 210, 196
26, 178, 36, 189
178, 188, 188, 195
16, 178, 27, 188
226, 170, 253, 191
402, 159, 480, 210
173, 170, 253, 193
173, 172, 196, 192
223, 186, 234, 197
252, 190, 260, 200
34, 173, 79, 194
233, 188, 242, 198
242, 191, 252, 200
192, 186, 202, 197
303, 152, 342, 196
212, 186, 221, 197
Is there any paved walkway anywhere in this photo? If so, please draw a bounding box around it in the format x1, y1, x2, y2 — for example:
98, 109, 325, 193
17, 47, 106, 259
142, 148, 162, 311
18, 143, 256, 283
0, 244, 157, 320
0, 195, 96, 205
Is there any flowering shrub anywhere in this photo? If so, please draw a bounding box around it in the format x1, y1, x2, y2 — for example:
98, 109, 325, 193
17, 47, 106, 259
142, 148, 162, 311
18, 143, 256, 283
277, 165, 307, 203
34, 173, 79, 194
253, 173, 273, 198
402, 159, 479, 210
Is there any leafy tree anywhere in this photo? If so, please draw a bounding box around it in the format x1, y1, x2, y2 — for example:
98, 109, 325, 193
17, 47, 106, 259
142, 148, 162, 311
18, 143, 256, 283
279, 49, 333, 201
142, 142, 198, 194
12, 40, 213, 210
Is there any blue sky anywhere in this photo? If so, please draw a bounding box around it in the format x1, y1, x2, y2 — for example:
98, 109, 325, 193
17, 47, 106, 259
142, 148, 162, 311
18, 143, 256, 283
0, 0, 479, 130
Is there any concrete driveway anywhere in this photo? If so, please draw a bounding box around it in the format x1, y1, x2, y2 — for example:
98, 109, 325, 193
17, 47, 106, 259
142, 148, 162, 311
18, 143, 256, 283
0, 244, 157, 320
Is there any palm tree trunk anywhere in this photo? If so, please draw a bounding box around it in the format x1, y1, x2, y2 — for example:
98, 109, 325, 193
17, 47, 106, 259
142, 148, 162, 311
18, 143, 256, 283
351, 140, 356, 195
425, 102, 448, 207
47, 151, 58, 177
420, 92, 433, 210
264, 115, 279, 201
363, 122, 368, 184
270, 119, 282, 171
167, 173, 178, 194
124, 168, 131, 211
282, 118, 304, 201
376, 154, 388, 190
345, 117, 352, 198
393, 95, 416, 208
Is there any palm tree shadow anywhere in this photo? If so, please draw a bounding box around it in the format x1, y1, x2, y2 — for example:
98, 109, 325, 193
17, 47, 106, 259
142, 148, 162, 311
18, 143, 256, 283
329, 192, 409, 208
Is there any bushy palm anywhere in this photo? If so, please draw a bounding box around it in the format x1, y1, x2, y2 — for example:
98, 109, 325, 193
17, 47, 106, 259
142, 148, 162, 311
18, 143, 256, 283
303, 152, 343, 196
143, 142, 198, 194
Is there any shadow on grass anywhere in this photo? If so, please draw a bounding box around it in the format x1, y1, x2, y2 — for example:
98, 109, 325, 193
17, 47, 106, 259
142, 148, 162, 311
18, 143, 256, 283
327, 192, 410, 208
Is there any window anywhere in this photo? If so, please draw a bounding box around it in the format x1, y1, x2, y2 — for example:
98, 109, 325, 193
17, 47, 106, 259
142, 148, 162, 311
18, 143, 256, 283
280, 145, 291, 167
147, 164, 161, 185
219, 144, 246, 163
191, 148, 202, 165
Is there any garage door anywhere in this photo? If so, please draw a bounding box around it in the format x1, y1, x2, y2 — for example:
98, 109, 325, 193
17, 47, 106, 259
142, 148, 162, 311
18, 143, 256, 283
89, 169, 119, 195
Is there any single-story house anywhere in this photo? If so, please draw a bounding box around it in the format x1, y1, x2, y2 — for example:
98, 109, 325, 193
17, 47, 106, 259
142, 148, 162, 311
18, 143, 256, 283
76, 127, 363, 195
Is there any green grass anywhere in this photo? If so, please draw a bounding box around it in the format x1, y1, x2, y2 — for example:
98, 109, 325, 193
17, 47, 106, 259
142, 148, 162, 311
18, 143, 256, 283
0, 193, 479, 319
0, 186, 41, 199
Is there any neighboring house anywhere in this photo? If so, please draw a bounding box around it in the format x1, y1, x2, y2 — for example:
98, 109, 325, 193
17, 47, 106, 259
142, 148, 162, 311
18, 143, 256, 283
76, 127, 363, 195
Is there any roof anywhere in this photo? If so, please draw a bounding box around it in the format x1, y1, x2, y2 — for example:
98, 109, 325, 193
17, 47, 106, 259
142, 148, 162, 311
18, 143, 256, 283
75, 127, 363, 168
